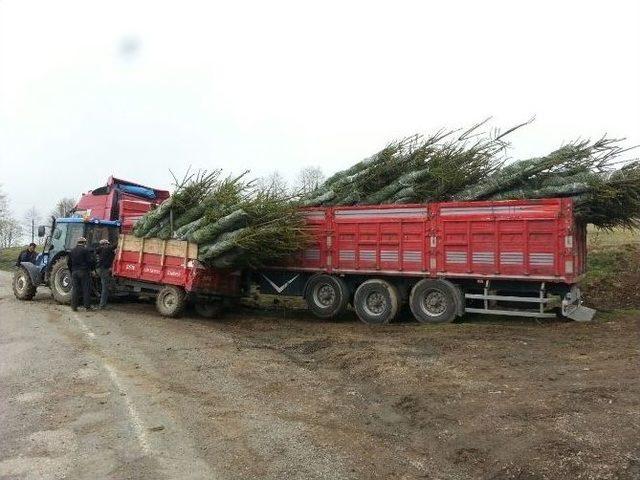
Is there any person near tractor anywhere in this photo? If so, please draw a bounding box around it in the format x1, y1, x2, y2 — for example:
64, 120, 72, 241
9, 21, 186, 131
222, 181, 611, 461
95, 238, 116, 309
68, 237, 95, 311
15, 243, 37, 266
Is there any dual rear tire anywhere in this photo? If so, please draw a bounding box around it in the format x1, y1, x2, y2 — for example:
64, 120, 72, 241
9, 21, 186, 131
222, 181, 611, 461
353, 279, 400, 325
305, 274, 350, 319
409, 279, 459, 324
305, 275, 402, 325
304, 274, 460, 325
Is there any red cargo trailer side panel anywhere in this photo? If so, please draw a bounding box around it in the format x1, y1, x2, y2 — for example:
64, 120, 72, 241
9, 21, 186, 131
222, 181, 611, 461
332, 205, 431, 274
433, 198, 579, 282
112, 236, 241, 297
283, 198, 583, 285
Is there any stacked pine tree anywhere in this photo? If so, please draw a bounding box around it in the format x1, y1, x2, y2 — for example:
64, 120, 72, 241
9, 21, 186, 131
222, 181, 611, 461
132, 171, 308, 268
133, 121, 639, 269
303, 121, 640, 229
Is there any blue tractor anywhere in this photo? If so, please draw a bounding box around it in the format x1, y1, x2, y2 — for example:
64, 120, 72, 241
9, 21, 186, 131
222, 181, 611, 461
12, 217, 121, 303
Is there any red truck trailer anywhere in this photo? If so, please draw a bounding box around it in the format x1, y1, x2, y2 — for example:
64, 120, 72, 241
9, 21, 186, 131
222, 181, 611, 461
78, 185, 592, 324
112, 234, 242, 317
255, 197, 594, 324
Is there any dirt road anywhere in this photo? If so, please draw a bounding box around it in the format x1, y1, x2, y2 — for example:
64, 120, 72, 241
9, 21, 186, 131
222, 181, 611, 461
1, 270, 639, 480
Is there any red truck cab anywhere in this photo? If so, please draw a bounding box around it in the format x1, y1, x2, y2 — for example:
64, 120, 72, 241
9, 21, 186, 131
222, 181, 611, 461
74, 176, 170, 233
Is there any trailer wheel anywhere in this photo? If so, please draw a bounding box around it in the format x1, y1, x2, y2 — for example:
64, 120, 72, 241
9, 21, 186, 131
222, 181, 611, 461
50, 257, 72, 305
12, 267, 37, 301
353, 279, 399, 325
305, 274, 349, 319
409, 279, 458, 324
155, 285, 186, 317
195, 301, 223, 319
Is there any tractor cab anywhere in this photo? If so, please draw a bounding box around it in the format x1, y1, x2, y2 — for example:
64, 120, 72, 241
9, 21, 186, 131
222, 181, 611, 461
42, 217, 120, 267
12, 217, 121, 303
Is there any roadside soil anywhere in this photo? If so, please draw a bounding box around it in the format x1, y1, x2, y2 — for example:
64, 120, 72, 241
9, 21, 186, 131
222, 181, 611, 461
1, 270, 639, 479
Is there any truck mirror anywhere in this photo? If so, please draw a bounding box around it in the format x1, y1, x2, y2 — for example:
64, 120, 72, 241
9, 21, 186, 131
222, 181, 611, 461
37, 226, 46, 237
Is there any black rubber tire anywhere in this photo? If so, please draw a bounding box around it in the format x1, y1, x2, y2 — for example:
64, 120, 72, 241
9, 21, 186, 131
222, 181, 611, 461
353, 279, 400, 325
409, 279, 458, 324
194, 301, 224, 319
304, 274, 350, 319
155, 285, 187, 317
50, 257, 72, 305
12, 267, 37, 300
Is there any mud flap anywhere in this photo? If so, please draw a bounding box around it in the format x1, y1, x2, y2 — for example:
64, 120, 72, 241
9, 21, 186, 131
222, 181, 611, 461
562, 286, 596, 322
564, 305, 596, 322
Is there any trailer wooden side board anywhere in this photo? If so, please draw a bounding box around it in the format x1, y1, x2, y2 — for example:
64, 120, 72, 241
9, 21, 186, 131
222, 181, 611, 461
113, 234, 240, 296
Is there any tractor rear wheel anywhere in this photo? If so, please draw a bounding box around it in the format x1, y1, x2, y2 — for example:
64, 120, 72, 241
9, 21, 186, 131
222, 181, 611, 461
155, 285, 187, 317
50, 258, 72, 305
12, 267, 37, 300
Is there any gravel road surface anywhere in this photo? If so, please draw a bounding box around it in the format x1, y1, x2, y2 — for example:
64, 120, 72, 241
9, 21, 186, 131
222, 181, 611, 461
1, 270, 638, 479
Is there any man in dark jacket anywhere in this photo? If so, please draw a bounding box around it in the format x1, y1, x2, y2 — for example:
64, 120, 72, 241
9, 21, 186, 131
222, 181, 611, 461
67, 237, 95, 311
16, 243, 37, 266
95, 238, 116, 309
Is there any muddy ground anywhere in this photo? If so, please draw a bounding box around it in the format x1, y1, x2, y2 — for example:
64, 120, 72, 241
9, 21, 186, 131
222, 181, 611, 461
1, 270, 639, 479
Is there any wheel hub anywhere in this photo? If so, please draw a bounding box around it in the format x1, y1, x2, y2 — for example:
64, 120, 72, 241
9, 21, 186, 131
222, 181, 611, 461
56, 269, 71, 293
365, 292, 386, 315
17, 276, 25, 292
422, 290, 446, 316
314, 284, 336, 307
163, 294, 176, 308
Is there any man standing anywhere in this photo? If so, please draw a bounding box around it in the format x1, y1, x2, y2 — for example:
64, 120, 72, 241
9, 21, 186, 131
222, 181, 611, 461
95, 238, 116, 309
67, 237, 94, 311
15, 243, 37, 266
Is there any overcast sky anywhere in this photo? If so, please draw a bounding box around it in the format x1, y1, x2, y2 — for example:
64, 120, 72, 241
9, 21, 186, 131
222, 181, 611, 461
1, 0, 638, 222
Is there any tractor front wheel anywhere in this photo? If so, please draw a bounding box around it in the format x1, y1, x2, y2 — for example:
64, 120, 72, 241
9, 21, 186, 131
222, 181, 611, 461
12, 267, 37, 300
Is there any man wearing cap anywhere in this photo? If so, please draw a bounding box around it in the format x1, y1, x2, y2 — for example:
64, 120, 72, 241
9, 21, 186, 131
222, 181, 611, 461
67, 237, 95, 311
95, 238, 117, 309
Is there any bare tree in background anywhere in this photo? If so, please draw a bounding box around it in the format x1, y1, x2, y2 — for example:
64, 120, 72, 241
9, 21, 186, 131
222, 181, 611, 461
0, 219, 22, 248
0, 184, 7, 220
258, 171, 289, 195
0, 185, 24, 248
23, 207, 42, 244
295, 166, 325, 195
51, 197, 76, 218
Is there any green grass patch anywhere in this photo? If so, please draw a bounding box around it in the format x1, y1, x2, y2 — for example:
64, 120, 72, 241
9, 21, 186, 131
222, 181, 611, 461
582, 242, 640, 310
0, 246, 23, 271
587, 226, 639, 249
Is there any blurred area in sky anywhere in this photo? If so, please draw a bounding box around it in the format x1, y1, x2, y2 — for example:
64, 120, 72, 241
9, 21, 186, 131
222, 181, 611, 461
0, 0, 638, 219
118, 36, 141, 60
